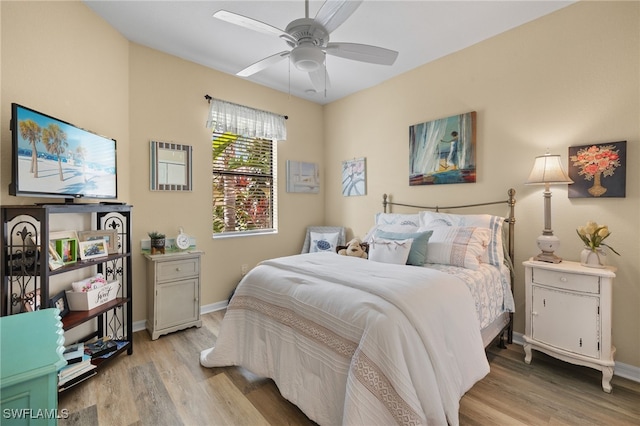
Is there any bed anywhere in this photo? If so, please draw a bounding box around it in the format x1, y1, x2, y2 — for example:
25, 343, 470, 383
201, 189, 516, 426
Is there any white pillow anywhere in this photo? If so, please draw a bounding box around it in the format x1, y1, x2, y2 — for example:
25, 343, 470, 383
425, 226, 490, 270
363, 224, 420, 243
369, 238, 413, 265
309, 231, 340, 253
374, 212, 420, 227
420, 211, 505, 266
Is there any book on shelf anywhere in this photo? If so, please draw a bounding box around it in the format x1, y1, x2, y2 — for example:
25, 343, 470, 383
84, 338, 118, 358
59, 354, 92, 379
63, 342, 85, 364
58, 361, 96, 385
58, 369, 97, 392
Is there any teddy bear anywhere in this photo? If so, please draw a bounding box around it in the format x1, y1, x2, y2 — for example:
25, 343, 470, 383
337, 238, 368, 259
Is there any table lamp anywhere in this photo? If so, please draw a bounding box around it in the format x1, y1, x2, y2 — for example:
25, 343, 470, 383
526, 152, 573, 263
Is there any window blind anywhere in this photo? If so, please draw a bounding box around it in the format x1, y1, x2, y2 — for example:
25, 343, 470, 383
212, 132, 276, 235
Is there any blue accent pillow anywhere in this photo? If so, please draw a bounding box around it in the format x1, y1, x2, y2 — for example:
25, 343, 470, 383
374, 229, 433, 266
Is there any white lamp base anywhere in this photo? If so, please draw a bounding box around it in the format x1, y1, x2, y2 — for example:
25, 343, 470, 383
534, 234, 563, 263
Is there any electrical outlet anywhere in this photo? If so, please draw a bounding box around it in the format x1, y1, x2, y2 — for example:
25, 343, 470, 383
241, 264, 249, 276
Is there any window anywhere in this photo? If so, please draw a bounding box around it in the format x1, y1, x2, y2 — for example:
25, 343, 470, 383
206, 97, 286, 237
212, 132, 277, 236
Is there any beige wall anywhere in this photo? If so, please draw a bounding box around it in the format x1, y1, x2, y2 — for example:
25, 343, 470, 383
1, 1, 638, 369
324, 1, 639, 367
1, 2, 324, 326
1, 1, 130, 204
128, 43, 324, 317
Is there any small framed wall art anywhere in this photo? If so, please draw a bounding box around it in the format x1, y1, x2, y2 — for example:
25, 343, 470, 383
286, 160, 320, 193
342, 157, 366, 196
568, 141, 626, 198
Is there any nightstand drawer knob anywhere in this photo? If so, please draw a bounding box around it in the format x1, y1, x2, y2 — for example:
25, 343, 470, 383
176, 267, 181, 271
560, 276, 568, 282
532, 311, 539, 316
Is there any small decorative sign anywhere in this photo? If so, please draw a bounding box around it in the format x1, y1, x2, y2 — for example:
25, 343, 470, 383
66, 281, 120, 311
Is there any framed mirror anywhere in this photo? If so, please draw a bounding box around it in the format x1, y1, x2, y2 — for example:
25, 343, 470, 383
150, 141, 193, 191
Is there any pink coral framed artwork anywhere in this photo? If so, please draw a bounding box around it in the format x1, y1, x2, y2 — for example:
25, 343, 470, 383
568, 141, 626, 198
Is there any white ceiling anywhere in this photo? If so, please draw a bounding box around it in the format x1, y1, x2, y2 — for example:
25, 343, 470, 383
84, 0, 574, 105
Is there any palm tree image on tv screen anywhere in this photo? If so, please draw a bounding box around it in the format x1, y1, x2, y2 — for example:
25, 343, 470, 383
10, 104, 117, 200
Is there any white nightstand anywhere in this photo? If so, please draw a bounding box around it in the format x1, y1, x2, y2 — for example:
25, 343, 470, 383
523, 259, 616, 392
145, 251, 203, 340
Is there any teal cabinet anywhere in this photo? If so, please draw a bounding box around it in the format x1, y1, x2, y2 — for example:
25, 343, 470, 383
1, 309, 65, 425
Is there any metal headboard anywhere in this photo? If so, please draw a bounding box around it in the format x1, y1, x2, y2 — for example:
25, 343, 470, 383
382, 188, 516, 345
382, 188, 516, 266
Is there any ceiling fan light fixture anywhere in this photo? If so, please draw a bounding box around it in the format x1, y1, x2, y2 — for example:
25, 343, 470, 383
291, 45, 324, 72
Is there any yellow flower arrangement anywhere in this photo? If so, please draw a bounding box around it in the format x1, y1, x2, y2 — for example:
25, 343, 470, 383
576, 221, 620, 255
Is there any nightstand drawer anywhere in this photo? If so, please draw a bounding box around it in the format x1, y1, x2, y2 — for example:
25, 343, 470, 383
156, 258, 199, 281
532, 268, 600, 294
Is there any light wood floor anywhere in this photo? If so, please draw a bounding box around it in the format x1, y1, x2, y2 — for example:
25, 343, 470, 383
59, 310, 640, 425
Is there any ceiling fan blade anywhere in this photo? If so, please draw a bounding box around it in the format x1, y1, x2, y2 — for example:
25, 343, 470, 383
314, 0, 363, 34
325, 42, 398, 65
309, 66, 331, 92
213, 10, 295, 43
237, 51, 290, 77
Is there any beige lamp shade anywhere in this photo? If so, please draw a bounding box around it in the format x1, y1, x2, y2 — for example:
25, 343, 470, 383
526, 154, 573, 185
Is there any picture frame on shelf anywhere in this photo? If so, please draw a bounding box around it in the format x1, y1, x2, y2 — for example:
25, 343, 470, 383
55, 238, 78, 264
49, 290, 69, 317
23, 288, 41, 312
78, 230, 119, 254
78, 239, 108, 260
48, 241, 64, 270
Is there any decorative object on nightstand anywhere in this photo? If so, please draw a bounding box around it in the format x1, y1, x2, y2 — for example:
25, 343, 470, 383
576, 221, 620, 268
523, 259, 616, 392
525, 151, 573, 263
175, 227, 190, 250
148, 231, 166, 254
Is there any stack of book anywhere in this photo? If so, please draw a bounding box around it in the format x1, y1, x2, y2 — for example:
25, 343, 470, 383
58, 338, 128, 391
58, 343, 97, 392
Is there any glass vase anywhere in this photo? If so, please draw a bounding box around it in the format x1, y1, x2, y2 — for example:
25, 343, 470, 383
580, 247, 607, 268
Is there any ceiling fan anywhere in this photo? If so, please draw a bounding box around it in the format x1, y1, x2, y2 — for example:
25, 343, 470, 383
213, 0, 399, 92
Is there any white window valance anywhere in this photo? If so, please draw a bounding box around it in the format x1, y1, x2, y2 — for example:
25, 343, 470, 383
206, 98, 287, 141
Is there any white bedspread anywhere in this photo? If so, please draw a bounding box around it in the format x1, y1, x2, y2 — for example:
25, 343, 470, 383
200, 253, 490, 425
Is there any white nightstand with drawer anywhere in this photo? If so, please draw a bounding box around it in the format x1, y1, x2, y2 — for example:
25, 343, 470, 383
523, 259, 616, 392
145, 251, 204, 340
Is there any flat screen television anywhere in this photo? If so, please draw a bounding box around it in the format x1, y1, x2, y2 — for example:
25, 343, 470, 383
9, 103, 117, 202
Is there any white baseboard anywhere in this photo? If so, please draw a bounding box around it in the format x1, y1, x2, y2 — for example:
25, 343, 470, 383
201, 300, 228, 315
512, 332, 639, 383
